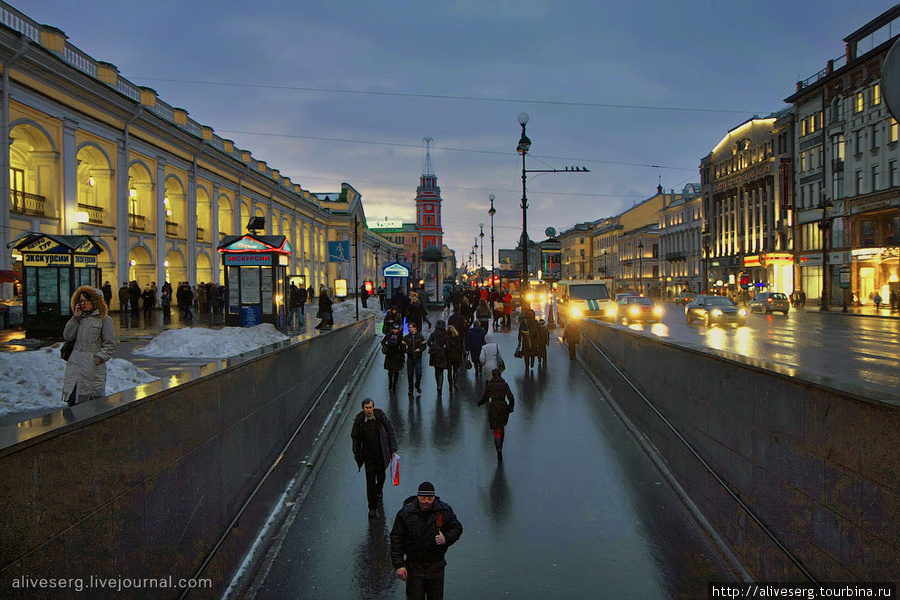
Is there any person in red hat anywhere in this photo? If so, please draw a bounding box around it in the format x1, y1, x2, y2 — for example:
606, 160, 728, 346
390, 481, 463, 599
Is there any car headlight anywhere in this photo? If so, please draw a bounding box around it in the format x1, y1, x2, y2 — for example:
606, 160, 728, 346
711, 309, 723, 317
525, 293, 534, 302
572, 306, 583, 318
629, 306, 640, 316
653, 306, 662, 316
739, 309, 748, 317
606, 307, 617, 317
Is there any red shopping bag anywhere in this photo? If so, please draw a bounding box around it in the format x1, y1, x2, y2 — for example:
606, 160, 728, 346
390, 454, 400, 486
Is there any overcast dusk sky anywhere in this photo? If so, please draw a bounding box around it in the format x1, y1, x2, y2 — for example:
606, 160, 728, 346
13, 0, 899, 260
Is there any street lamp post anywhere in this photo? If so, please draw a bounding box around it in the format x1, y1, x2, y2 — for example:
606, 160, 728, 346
515, 112, 589, 304
701, 229, 711, 295
479, 224, 485, 290
517, 113, 532, 294
638, 240, 644, 295
488, 194, 496, 293
818, 195, 834, 311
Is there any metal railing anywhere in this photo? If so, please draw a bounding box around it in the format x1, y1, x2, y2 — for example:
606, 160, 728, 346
166, 221, 180, 237
197, 227, 207, 242
77, 202, 105, 224
10, 190, 46, 216
129, 213, 147, 232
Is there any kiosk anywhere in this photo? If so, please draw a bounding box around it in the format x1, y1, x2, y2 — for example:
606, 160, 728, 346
382, 261, 411, 306
218, 234, 291, 328
14, 234, 104, 337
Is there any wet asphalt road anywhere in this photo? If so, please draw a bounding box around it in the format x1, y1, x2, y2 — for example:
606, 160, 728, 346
245, 313, 734, 599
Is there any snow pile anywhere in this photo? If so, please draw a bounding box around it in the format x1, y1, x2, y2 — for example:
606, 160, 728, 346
331, 302, 384, 325
134, 323, 289, 358
0, 345, 158, 417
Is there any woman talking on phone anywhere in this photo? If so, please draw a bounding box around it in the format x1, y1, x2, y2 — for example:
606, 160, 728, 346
62, 286, 116, 406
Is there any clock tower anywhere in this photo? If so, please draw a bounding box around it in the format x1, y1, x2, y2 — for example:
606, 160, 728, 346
416, 137, 443, 255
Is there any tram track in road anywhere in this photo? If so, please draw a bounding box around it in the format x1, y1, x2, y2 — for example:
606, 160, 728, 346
570, 327, 819, 585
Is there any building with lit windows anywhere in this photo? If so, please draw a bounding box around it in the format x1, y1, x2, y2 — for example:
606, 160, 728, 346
0, 2, 396, 309
657, 183, 703, 296
559, 222, 593, 280
590, 188, 666, 289
785, 4, 900, 308
700, 110, 795, 298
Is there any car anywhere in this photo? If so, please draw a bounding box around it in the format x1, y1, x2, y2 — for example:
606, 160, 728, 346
615, 292, 641, 302
749, 292, 790, 315
675, 292, 696, 306
616, 296, 663, 323
685, 295, 747, 327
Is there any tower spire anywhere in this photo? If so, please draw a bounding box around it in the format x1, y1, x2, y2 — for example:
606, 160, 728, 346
423, 137, 434, 176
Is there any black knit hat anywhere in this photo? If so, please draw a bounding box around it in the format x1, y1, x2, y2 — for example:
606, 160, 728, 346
417, 481, 435, 496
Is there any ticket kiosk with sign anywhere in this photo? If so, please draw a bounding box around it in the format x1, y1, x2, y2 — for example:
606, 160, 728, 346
14, 234, 103, 337
382, 261, 411, 306
218, 234, 291, 328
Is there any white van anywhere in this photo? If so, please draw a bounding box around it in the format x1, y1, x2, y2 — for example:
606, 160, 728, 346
556, 280, 616, 324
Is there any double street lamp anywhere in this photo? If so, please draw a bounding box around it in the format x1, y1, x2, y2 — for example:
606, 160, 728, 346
479, 224, 485, 289
488, 194, 496, 293
516, 112, 589, 296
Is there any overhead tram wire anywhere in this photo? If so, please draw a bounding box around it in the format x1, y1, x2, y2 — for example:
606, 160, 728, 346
214, 129, 695, 172
134, 76, 761, 116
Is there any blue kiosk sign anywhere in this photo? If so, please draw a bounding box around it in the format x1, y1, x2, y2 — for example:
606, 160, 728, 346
218, 234, 291, 328
382, 261, 411, 305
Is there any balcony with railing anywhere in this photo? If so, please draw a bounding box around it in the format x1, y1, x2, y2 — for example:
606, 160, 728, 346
129, 213, 147, 232
196, 227, 207, 242
77, 203, 105, 225
665, 251, 687, 262
166, 221, 180, 237
10, 190, 47, 217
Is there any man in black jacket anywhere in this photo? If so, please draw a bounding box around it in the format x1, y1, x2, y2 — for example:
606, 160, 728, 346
351, 398, 398, 518
403, 321, 427, 396
390, 481, 463, 599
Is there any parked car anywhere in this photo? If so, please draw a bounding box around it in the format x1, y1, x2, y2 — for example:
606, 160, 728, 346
616, 295, 663, 323
685, 295, 747, 327
675, 292, 696, 306
749, 292, 790, 315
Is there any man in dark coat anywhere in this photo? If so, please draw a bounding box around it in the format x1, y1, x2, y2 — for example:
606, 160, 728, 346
562, 320, 580, 362
427, 320, 451, 399
360, 283, 369, 308
403, 321, 427, 397
390, 481, 463, 599
128, 280, 141, 317
478, 368, 515, 460
118, 282, 130, 314
464, 320, 487, 376
351, 398, 398, 518
382, 322, 405, 391
288, 283, 303, 330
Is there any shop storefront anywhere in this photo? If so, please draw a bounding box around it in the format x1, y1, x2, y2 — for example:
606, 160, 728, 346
743, 252, 795, 295
852, 247, 899, 305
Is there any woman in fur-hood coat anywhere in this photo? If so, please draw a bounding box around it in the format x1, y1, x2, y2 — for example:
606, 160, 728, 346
61, 285, 116, 406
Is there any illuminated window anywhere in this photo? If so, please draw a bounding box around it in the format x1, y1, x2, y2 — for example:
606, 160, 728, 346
801, 119, 808, 136
872, 83, 881, 106
856, 92, 864, 113
891, 119, 898, 143
809, 115, 816, 134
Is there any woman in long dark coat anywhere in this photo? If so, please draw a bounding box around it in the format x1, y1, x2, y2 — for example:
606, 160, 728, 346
446, 324, 464, 388
381, 322, 405, 391
316, 288, 333, 330
426, 319, 450, 398
478, 368, 515, 460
